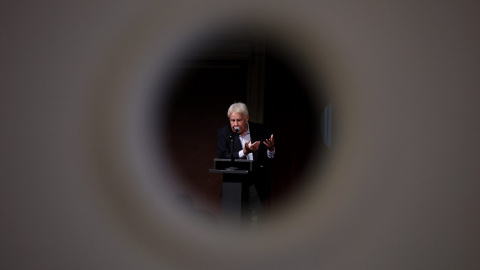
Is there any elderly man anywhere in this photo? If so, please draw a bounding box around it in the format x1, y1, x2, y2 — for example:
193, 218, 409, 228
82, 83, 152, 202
217, 102, 275, 224
217, 102, 275, 161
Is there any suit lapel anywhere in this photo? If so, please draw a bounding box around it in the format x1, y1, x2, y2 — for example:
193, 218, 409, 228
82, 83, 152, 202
234, 135, 242, 153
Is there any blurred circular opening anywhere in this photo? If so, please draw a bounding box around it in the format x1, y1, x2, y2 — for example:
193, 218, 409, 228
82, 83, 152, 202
151, 23, 333, 227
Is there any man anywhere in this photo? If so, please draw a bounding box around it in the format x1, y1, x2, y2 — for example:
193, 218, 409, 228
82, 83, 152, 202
217, 102, 275, 224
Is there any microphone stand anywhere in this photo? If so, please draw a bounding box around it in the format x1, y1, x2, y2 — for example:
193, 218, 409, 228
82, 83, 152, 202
226, 131, 238, 170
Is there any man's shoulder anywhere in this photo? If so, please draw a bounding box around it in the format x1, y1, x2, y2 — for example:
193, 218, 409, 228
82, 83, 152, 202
248, 122, 270, 139
248, 122, 266, 131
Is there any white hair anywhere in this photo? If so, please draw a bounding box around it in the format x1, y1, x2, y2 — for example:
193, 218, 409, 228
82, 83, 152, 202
227, 102, 249, 117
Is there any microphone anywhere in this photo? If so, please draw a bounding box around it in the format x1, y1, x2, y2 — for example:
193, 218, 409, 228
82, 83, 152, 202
228, 127, 240, 170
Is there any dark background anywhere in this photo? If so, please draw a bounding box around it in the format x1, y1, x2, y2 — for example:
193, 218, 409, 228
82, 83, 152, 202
161, 32, 329, 219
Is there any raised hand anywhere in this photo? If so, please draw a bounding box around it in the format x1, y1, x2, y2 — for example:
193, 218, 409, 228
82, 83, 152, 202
244, 139, 260, 154
263, 134, 275, 151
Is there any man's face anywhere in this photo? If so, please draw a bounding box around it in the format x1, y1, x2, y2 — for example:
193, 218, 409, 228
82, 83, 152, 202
229, 112, 249, 135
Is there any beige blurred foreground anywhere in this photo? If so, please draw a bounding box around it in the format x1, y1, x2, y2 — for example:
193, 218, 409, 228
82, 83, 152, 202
1, 1, 480, 269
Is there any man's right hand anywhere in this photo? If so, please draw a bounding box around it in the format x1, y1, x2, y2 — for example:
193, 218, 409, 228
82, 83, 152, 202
243, 139, 260, 154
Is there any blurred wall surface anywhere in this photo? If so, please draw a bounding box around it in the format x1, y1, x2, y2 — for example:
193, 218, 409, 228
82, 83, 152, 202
2, 1, 480, 269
